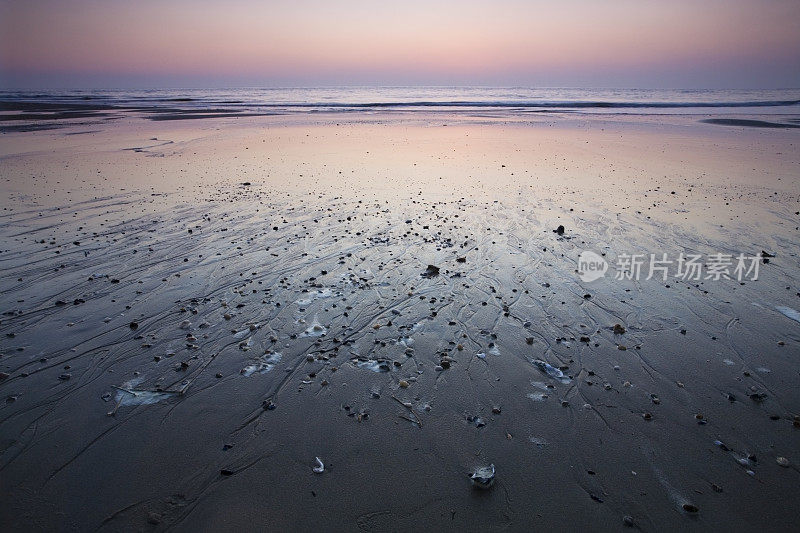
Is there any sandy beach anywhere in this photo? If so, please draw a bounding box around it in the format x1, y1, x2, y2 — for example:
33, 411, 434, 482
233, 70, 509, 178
1, 108, 799, 531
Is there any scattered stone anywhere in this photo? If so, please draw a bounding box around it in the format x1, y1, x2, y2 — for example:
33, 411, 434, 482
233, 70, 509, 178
613, 324, 626, 335
553, 225, 565, 235
777, 456, 790, 467
421, 265, 440, 278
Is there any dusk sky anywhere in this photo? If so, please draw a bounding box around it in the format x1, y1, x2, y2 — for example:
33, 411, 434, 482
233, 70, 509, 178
1, 0, 799, 89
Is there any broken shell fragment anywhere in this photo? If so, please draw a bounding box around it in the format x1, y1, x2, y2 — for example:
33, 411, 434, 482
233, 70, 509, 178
470, 464, 495, 489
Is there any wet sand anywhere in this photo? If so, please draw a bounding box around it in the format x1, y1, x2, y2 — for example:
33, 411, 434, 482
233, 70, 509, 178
1, 112, 799, 531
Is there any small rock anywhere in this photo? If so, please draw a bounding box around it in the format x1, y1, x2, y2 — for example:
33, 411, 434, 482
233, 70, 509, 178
777, 456, 790, 467
421, 265, 440, 278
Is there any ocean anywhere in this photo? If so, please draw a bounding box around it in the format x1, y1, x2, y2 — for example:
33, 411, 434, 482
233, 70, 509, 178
2, 87, 800, 117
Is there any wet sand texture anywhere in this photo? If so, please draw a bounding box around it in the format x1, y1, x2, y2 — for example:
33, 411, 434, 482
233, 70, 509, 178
1, 114, 799, 531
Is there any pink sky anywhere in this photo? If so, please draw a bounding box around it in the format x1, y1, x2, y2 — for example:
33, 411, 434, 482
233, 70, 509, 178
1, 0, 799, 88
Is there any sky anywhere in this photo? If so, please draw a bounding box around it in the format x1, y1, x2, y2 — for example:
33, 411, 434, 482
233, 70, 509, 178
1, 0, 799, 89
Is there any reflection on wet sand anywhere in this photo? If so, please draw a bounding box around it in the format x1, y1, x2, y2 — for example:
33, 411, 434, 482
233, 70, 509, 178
1, 114, 799, 531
